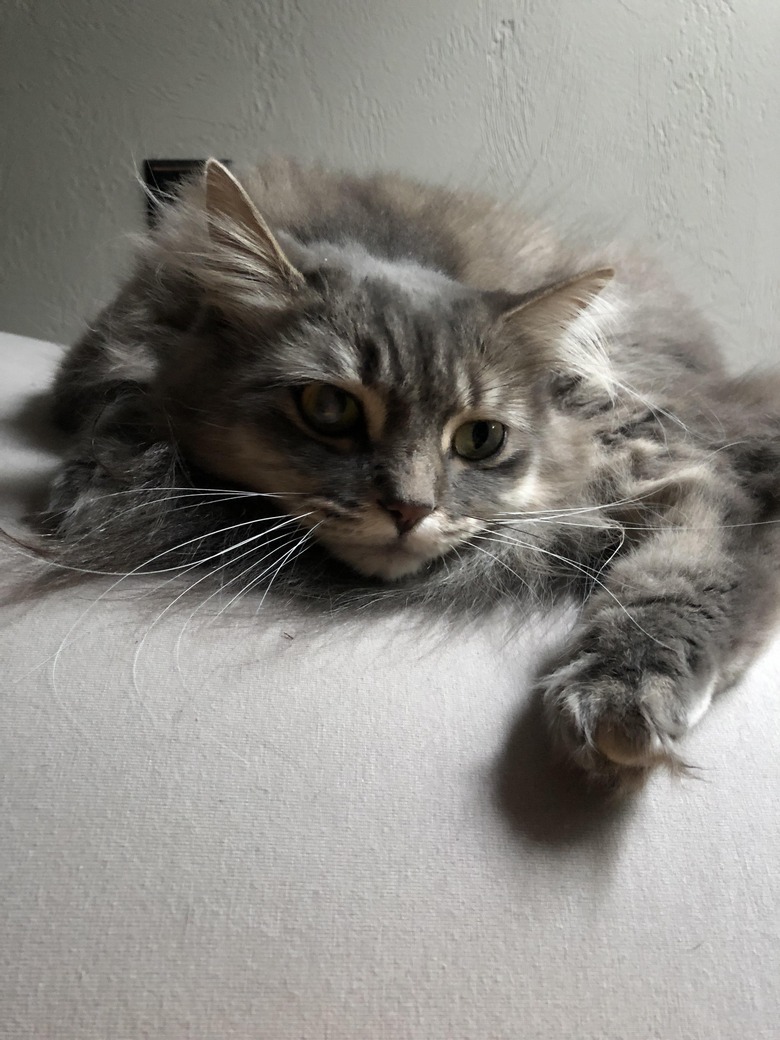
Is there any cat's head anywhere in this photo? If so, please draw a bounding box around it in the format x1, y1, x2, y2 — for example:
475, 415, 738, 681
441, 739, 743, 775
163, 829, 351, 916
161, 160, 615, 581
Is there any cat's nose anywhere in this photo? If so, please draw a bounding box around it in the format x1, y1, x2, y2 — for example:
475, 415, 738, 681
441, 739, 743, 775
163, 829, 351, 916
379, 499, 434, 535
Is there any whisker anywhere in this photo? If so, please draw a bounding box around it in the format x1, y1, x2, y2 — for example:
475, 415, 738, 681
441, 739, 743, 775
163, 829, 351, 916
482, 512, 780, 534
467, 541, 541, 604
58, 492, 262, 548
222, 523, 324, 616
35, 512, 315, 695
485, 487, 661, 520
472, 530, 670, 649
40, 509, 315, 578
132, 519, 315, 692
171, 527, 308, 667
257, 521, 327, 609
483, 515, 623, 531
49, 485, 309, 507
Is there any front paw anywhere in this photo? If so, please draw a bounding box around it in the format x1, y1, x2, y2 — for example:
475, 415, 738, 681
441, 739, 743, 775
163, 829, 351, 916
540, 651, 714, 785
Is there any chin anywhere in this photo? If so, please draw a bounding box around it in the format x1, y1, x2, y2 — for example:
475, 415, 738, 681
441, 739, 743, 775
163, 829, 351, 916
323, 539, 445, 582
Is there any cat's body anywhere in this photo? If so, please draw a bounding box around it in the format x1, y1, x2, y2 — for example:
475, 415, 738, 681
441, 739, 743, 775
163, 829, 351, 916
47, 158, 780, 785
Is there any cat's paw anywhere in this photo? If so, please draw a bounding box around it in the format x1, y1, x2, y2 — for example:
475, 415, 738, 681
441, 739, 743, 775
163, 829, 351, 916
539, 652, 713, 786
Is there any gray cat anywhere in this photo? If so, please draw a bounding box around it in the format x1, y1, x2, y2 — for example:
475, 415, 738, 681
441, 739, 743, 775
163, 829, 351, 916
46, 158, 780, 787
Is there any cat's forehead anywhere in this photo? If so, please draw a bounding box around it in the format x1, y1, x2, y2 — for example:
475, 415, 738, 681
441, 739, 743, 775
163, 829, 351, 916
301, 271, 532, 426
258, 240, 534, 422
304, 240, 462, 305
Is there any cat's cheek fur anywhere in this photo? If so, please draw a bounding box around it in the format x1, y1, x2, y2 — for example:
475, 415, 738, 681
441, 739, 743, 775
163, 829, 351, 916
181, 420, 325, 503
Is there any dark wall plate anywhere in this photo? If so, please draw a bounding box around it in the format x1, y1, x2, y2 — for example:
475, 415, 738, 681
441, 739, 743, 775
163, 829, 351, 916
142, 159, 232, 227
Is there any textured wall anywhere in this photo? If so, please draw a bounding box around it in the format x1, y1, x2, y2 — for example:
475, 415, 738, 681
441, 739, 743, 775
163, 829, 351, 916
1, 0, 778, 365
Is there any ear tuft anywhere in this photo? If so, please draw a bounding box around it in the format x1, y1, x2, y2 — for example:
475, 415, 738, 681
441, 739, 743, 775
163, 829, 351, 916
497, 268, 617, 395
200, 158, 304, 310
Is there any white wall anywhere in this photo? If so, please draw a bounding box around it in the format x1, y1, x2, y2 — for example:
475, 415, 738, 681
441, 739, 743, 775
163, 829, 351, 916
2, 0, 778, 366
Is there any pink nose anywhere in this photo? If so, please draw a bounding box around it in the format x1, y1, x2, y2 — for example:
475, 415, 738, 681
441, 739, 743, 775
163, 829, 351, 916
380, 499, 434, 535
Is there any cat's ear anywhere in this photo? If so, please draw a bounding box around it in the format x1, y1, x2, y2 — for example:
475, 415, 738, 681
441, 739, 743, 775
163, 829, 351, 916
495, 268, 616, 390
201, 158, 304, 309
502, 268, 614, 327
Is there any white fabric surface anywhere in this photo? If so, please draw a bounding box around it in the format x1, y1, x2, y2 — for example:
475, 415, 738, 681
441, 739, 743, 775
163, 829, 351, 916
1, 332, 778, 1039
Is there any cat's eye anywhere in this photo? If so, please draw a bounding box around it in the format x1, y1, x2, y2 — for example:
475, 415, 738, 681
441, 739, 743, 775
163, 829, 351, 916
452, 420, 506, 461
298, 383, 362, 435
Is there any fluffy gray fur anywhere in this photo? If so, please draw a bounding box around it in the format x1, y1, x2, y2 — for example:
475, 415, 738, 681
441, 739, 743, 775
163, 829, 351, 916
44, 158, 780, 787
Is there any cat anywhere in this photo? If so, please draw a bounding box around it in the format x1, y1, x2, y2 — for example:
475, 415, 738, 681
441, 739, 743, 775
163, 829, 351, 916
43, 157, 780, 787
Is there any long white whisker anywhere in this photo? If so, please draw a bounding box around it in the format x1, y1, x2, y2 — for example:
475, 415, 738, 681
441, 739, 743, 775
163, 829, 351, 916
485, 515, 623, 531
467, 541, 541, 604
484, 511, 780, 534
171, 527, 307, 670
486, 488, 660, 520
110, 517, 306, 614
30, 512, 315, 694
131, 515, 316, 691
60, 492, 261, 547
47, 485, 308, 507
255, 521, 325, 610
473, 530, 620, 589
473, 531, 669, 649
215, 522, 324, 618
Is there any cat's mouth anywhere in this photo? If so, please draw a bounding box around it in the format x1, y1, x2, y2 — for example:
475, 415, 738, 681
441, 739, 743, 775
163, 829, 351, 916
288, 501, 480, 581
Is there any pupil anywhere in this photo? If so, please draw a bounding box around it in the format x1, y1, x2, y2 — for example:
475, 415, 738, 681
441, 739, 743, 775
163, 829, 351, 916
319, 388, 344, 422
472, 422, 489, 449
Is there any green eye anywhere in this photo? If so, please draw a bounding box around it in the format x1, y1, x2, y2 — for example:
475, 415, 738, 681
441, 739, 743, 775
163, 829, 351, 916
298, 383, 362, 435
453, 420, 506, 461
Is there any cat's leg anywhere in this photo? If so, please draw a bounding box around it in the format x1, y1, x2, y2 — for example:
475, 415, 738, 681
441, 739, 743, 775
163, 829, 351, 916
540, 515, 780, 784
